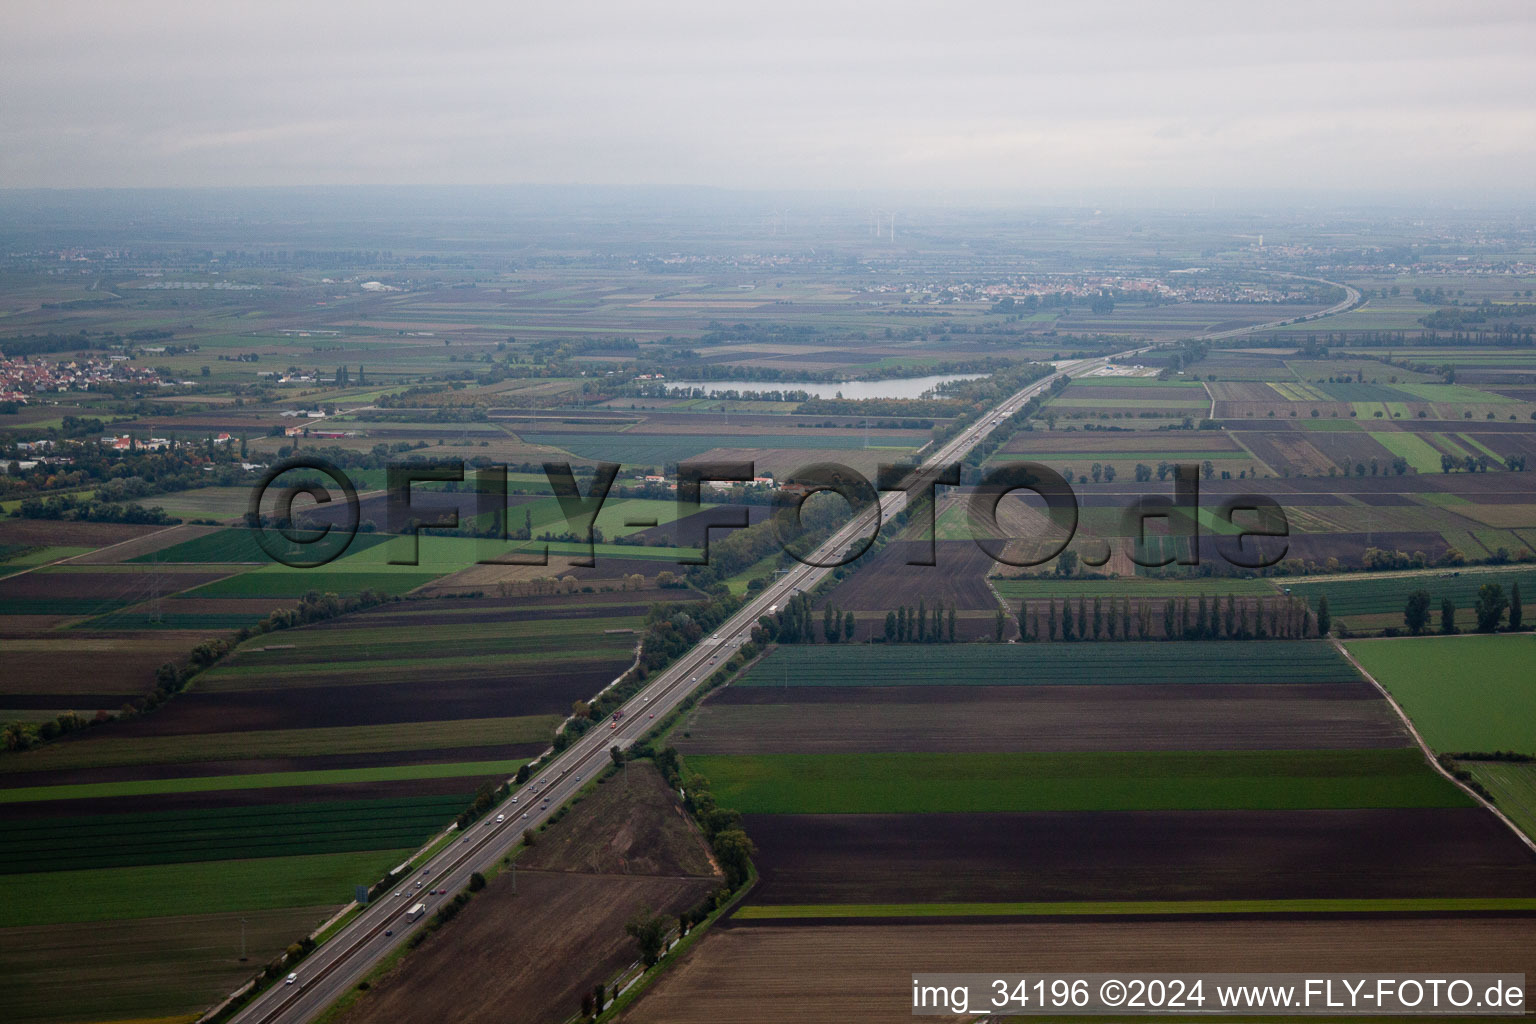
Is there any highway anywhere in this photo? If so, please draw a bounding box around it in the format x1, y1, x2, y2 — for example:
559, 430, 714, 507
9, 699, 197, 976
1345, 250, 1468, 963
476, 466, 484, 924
1202, 276, 1361, 342
222, 347, 1139, 1024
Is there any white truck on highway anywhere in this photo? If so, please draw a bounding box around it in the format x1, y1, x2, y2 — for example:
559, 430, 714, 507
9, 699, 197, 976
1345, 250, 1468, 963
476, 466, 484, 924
406, 902, 427, 922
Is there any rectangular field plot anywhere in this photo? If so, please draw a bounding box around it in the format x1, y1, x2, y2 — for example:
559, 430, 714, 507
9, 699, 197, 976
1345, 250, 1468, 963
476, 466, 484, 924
688, 749, 1466, 814
1284, 567, 1536, 618
739, 808, 1536, 905
132, 527, 394, 564
0, 848, 415, 927
622, 918, 1536, 1024
1369, 430, 1448, 473
1465, 762, 1536, 842
733, 642, 1359, 688
0, 793, 468, 873
0, 757, 528, 804
185, 567, 445, 598
1347, 634, 1536, 752
0, 715, 560, 773
2, 905, 337, 1024
681, 683, 1408, 753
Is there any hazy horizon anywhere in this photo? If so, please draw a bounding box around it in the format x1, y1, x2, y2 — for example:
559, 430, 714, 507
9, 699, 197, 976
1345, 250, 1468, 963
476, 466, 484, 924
4, 0, 1535, 194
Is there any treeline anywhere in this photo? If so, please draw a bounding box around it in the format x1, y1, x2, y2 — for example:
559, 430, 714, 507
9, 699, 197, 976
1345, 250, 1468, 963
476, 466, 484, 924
551, 592, 746, 756
1154, 338, 1211, 377
1, 440, 262, 502
9, 494, 178, 525
925, 363, 1058, 464
0, 331, 113, 358
958, 374, 1069, 479
680, 490, 847, 590
1017, 594, 1315, 642
1394, 581, 1523, 637
883, 600, 958, 642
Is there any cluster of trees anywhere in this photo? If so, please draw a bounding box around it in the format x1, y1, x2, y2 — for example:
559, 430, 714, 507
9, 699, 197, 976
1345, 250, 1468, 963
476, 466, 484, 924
556, 592, 747, 755
680, 492, 845, 590
1, 440, 261, 503
652, 746, 754, 889
1017, 594, 1314, 642
756, 592, 816, 644
1405, 582, 1523, 635
880, 600, 959, 643
822, 603, 857, 643
952, 372, 1067, 478
1157, 339, 1211, 378
10, 493, 178, 525
1442, 453, 1494, 473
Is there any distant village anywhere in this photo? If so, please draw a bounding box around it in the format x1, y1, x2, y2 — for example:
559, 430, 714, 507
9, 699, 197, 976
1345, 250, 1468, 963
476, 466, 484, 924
0, 355, 163, 404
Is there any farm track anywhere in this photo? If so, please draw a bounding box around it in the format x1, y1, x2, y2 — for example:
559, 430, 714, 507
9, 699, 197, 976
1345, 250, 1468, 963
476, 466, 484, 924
1334, 640, 1536, 856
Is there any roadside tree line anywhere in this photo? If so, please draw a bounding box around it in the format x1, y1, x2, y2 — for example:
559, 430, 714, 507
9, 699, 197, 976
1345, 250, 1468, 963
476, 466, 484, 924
1017, 594, 1316, 642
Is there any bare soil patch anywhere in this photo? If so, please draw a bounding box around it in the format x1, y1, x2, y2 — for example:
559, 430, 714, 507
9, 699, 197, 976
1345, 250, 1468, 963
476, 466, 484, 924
679, 683, 1408, 754
0, 520, 166, 551
818, 540, 1001, 611
623, 918, 1536, 1024
521, 762, 717, 878
740, 808, 1536, 905
339, 762, 719, 1024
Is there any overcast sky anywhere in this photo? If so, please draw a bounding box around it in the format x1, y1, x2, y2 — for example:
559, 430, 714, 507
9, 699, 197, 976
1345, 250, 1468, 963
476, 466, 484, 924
3, 0, 1534, 194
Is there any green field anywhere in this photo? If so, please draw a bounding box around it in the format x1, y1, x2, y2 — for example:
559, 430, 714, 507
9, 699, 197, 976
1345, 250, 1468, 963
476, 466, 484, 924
1346, 635, 1536, 752
74, 608, 287, 631
688, 750, 1463, 814
521, 432, 920, 465
144, 486, 266, 521
185, 567, 445, 598
1, 794, 470, 873
0, 545, 91, 567
734, 896, 1536, 920
1368, 431, 1445, 473
1047, 398, 1209, 410
0, 848, 415, 927
0, 715, 561, 773
1286, 569, 1536, 618
207, 614, 639, 668
988, 451, 1253, 464
196, 645, 623, 691
1464, 761, 1536, 842
0, 757, 527, 804
735, 642, 1357, 688
133, 527, 393, 564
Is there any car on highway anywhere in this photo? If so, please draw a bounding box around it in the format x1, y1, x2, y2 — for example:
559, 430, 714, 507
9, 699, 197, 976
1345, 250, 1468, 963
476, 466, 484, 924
285, 973, 298, 985
385, 929, 393, 936
495, 814, 505, 823
394, 891, 403, 898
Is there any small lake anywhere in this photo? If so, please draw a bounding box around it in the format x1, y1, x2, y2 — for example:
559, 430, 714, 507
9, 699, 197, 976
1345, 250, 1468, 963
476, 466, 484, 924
670, 373, 984, 401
